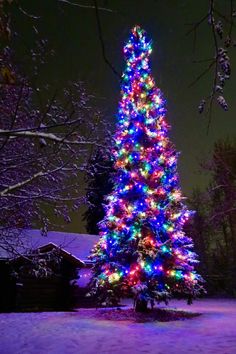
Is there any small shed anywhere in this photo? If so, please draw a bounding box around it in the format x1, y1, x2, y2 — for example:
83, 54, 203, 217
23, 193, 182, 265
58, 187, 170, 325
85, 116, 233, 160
0, 230, 99, 311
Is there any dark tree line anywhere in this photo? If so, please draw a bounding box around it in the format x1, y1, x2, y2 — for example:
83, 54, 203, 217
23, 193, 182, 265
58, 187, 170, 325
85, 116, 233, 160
187, 139, 236, 296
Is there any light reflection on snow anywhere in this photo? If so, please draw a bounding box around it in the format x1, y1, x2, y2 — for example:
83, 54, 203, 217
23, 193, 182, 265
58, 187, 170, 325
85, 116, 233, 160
0, 299, 236, 354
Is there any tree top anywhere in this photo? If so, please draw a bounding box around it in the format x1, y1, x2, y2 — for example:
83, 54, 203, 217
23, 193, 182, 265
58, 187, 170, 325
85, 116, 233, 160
123, 25, 152, 63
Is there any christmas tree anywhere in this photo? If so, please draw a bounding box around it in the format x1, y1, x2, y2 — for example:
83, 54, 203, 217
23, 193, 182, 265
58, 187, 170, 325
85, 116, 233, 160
89, 25, 203, 310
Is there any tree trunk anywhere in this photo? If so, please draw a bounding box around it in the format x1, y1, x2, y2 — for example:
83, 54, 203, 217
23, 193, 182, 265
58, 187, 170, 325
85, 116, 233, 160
134, 298, 148, 312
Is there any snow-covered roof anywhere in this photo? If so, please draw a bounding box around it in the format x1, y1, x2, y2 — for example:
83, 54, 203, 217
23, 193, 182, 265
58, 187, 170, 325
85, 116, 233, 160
0, 229, 100, 264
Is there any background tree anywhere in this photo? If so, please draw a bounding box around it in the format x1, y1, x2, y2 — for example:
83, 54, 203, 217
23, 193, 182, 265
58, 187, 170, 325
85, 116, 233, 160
186, 188, 215, 293
89, 26, 203, 311
188, 139, 236, 295
83, 148, 114, 235
207, 140, 236, 294
0, 47, 107, 252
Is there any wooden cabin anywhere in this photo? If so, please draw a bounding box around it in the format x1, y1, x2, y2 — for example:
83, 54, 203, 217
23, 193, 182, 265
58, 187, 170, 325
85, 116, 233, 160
0, 230, 99, 312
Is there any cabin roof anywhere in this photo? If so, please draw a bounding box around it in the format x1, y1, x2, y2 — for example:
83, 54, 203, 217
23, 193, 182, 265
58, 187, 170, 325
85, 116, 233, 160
0, 229, 100, 265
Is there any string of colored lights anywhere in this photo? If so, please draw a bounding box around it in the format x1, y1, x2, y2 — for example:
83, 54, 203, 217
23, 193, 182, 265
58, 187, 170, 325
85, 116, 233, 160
90, 25, 202, 302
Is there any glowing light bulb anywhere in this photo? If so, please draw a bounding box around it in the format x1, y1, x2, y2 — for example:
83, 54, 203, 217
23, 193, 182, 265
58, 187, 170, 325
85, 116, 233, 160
108, 273, 121, 283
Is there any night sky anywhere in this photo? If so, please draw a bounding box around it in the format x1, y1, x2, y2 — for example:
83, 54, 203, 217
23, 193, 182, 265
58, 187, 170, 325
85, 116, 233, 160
14, 1, 236, 232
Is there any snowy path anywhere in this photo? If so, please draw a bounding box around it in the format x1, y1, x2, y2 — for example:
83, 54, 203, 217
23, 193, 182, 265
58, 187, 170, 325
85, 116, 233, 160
0, 299, 236, 354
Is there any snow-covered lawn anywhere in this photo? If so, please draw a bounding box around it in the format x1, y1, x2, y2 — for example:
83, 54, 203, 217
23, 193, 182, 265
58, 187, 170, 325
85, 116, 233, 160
0, 299, 236, 354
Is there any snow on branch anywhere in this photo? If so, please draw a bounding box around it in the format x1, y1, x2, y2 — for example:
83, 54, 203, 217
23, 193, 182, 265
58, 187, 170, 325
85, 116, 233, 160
0, 51, 110, 240
0, 129, 104, 147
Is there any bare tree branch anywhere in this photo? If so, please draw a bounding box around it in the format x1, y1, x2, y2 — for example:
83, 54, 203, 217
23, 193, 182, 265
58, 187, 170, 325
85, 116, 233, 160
187, 0, 235, 128
93, 0, 121, 79
58, 0, 113, 13
0, 129, 104, 147
18, 6, 40, 20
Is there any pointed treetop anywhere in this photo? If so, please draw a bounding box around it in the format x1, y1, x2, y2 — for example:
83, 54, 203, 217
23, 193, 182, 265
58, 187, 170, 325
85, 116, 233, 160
89, 25, 203, 307
123, 25, 152, 64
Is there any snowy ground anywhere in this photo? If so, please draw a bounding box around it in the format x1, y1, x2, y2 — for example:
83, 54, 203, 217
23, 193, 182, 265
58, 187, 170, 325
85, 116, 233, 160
0, 299, 236, 354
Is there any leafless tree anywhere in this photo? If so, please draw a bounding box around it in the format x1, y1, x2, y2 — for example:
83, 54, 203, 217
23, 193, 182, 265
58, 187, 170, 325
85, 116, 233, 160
0, 47, 109, 252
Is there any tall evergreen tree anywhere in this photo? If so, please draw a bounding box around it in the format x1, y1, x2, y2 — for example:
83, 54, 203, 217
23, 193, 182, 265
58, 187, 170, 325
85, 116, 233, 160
89, 26, 203, 310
